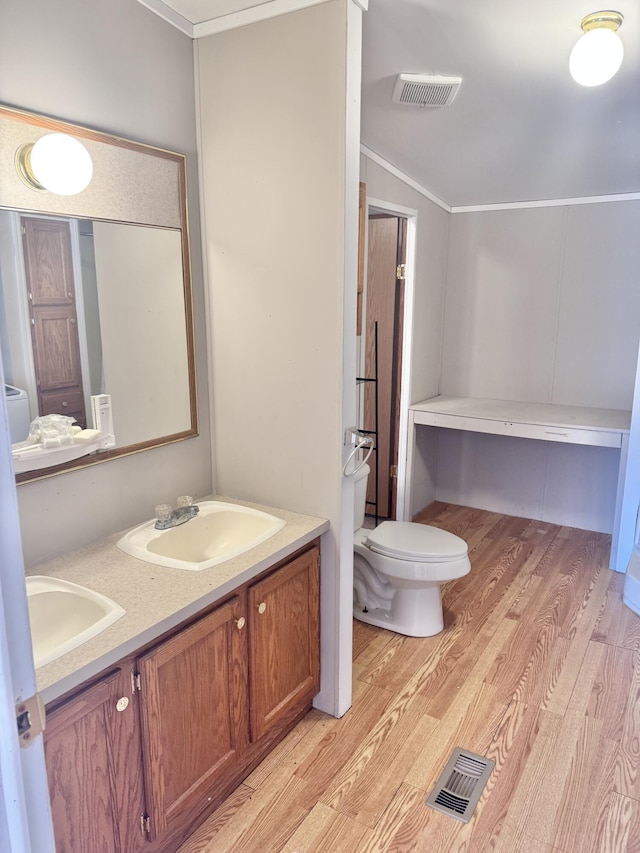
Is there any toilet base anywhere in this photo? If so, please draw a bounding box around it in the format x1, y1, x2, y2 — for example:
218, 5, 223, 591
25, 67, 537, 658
353, 584, 445, 638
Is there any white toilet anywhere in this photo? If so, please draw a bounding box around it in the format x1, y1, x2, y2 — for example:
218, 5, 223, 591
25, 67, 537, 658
353, 463, 470, 637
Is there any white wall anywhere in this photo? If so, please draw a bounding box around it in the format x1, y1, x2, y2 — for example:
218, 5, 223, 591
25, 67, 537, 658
1, 0, 212, 566
197, 0, 361, 715
442, 202, 640, 408
359, 155, 450, 513
437, 200, 640, 531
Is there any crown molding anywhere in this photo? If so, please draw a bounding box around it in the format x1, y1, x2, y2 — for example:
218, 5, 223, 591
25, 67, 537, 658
135, 0, 367, 37
451, 193, 640, 213
360, 145, 451, 212
193, 0, 351, 37
135, 0, 194, 35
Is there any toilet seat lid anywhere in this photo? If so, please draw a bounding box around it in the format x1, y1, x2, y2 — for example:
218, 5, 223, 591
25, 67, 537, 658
365, 521, 468, 562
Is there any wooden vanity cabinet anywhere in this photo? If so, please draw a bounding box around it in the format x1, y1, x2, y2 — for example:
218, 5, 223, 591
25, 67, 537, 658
248, 545, 320, 741
137, 594, 249, 842
44, 667, 147, 853
44, 541, 320, 852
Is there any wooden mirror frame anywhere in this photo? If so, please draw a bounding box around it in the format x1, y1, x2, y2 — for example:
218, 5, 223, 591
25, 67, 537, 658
0, 105, 198, 484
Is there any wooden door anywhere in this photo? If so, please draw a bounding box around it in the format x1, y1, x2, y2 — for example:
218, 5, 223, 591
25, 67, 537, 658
44, 668, 147, 853
137, 596, 249, 841
364, 215, 406, 519
21, 216, 86, 427
248, 545, 320, 741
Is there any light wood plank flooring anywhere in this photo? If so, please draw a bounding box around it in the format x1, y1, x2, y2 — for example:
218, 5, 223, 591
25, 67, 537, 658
178, 504, 640, 853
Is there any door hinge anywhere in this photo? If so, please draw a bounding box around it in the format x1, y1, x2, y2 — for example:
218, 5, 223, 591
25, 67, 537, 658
131, 671, 142, 693
140, 813, 151, 838
390, 464, 398, 479
16, 693, 46, 748
396, 263, 406, 280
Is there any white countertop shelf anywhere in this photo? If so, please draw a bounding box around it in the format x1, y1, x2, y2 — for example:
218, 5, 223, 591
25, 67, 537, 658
409, 396, 631, 448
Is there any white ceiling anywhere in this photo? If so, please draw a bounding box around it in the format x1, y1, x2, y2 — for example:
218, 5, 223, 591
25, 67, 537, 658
141, 0, 640, 207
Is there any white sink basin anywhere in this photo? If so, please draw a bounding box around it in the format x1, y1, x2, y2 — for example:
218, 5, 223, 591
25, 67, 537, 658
26, 576, 125, 669
116, 501, 286, 571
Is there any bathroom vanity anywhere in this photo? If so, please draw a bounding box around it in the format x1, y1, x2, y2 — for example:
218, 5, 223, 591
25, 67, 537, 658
31, 498, 327, 853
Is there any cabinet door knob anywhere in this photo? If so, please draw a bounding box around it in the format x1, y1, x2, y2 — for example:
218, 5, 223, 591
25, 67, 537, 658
235, 616, 246, 630
257, 602, 266, 615
115, 697, 129, 712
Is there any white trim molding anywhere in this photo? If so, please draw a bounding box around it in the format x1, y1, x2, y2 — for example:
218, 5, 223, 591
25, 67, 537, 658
194, 0, 349, 37
135, 0, 194, 35
360, 145, 451, 212
136, 0, 368, 37
451, 192, 640, 214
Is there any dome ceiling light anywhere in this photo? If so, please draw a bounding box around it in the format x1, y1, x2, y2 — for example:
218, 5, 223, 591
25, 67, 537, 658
16, 132, 93, 195
569, 11, 624, 87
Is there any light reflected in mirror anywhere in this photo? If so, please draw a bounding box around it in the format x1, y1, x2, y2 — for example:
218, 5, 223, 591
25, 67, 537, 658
0, 105, 197, 483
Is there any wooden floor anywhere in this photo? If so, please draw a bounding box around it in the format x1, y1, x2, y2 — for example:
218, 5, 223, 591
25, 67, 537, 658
178, 504, 640, 853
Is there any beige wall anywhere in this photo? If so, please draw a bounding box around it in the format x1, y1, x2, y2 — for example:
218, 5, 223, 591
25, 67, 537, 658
2, 0, 212, 565
197, 0, 360, 714
198, 2, 348, 511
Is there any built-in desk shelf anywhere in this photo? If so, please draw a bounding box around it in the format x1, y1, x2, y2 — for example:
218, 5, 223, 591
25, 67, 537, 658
405, 396, 632, 571
409, 396, 630, 449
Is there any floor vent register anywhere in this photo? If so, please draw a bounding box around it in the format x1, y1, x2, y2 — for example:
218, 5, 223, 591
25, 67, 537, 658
425, 748, 495, 823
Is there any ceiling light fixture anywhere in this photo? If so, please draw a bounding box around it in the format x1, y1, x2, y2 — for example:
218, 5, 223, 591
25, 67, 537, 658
16, 133, 93, 195
569, 11, 624, 87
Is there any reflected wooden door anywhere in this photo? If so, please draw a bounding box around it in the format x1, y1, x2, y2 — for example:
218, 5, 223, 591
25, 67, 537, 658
21, 216, 86, 427
364, 215, 406, 520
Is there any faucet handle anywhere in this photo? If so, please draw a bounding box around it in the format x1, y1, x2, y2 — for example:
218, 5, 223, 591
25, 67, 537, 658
176, 495, 194, 507
155, 504, 172, 522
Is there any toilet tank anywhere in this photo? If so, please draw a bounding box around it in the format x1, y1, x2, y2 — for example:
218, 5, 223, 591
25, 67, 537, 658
353, 463, 370, 531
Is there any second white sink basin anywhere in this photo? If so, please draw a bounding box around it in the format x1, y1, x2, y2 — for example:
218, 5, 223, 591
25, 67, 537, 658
26, 576, 125, 669
116, 501, 286, 571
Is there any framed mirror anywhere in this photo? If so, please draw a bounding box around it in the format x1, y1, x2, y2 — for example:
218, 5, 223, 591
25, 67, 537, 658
0, 105, 197, 484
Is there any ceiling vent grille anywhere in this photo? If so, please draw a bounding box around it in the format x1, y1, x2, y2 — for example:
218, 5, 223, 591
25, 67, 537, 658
392, 73, 462, 108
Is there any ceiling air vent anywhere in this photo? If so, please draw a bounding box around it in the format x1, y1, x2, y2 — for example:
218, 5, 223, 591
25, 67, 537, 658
392, 73, 462, 108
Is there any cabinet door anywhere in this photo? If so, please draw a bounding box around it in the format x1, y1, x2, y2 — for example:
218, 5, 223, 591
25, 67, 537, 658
44, 668, 146, 853
137, 595, 249, 841
248, 545, 320, 741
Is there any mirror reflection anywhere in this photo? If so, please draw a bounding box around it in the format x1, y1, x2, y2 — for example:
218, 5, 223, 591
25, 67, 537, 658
1, 211, 191, 457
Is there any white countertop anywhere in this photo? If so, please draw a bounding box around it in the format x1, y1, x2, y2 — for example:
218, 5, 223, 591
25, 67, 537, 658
29, 495, 329, 705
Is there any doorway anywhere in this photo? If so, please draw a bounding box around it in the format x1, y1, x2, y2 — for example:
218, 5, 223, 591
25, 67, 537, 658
360, 202, 414, 522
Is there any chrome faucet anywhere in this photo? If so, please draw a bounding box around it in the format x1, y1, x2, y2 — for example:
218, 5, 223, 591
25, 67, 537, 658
154, 497, 199, 530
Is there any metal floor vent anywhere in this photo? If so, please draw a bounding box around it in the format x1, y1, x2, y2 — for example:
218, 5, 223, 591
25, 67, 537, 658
425, 748, 495, 823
